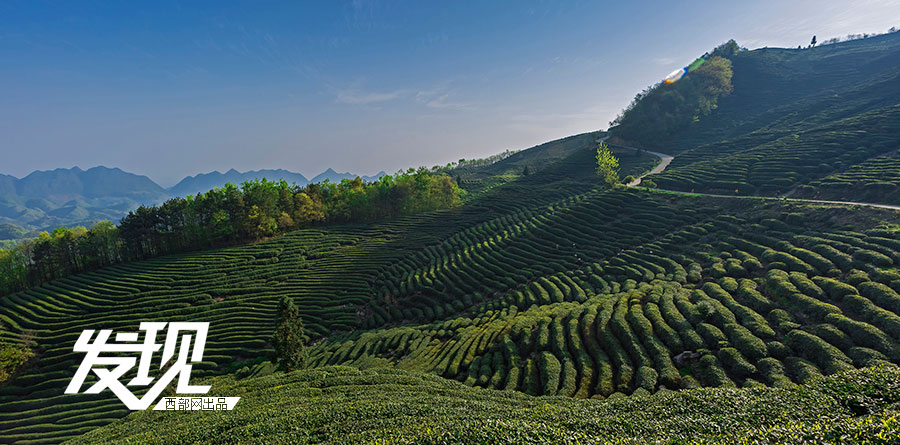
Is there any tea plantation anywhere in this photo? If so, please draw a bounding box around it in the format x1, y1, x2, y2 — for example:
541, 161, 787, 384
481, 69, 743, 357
0, 134, 658, 444
795, 150, 900, 204
3, 33, 900, 445
71, 365, 900, 444
638, 32, 900, 196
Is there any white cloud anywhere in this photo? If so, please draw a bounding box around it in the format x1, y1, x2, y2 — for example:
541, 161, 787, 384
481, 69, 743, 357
336, 88, 405, 105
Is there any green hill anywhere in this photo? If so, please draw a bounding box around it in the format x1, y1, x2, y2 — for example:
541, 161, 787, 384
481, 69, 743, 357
69, 365, 900, 444
3, 145, 900, 441
610, 32, 900, 198
3, 35, 900, 445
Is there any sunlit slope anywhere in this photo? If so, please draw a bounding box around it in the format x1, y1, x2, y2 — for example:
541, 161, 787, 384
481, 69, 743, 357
70, 365, 900, 444
641, 32, 900, 196
0, 136, 651, 444
311, 197, 900, 399
2, 130, 900, 444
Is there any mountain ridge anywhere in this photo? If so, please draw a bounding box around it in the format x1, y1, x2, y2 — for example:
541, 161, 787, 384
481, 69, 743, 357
0, 165, 388, 234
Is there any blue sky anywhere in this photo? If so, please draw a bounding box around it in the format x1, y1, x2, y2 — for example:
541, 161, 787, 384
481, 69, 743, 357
2, 1, 898, 186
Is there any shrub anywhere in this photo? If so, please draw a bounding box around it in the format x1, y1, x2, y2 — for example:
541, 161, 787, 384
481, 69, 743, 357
783, 330, 853, 375
824, 313, 897, 360
723, 323, 768, 360
718, 347, 756, 378
558, 357, 578, 397
697, 323, 727, 349
523, 358, 540, 395
845, 346, 889, 367
858, 281, 900, 314
696, 354, 734, 388
643, 303, 684, 352
785, 356, 823, 384
847, 269, 871, 286
636, 365, 658, 391
765, 341, 790, 360
842, 294, 900, 341
812, 276, 858, 301
757, 357, 794, 388
852, 249, 893, 268
807, 323, 854, 351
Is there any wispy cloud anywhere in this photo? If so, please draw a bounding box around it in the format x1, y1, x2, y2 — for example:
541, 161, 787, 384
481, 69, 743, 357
332, 81, 477, 110
414, 87, 475, 111
653, 57, 675, 66
336, 87, 406, 104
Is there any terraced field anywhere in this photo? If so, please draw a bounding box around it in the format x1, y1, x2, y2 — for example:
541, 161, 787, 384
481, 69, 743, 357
0, 136, 656, 444
796, 150, 900, 204
648, 105, 900, 195
626, 32, 900, 197
2, 133, 900, 444
310, 197, 900, 399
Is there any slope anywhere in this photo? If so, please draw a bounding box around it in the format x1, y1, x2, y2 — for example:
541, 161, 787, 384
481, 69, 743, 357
0, 133, 652, 443
70, 365, 900, 444
613, 32, 900, 197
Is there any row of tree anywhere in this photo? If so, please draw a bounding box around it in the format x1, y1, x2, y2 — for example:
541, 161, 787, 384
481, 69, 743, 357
0, 169, 461, 295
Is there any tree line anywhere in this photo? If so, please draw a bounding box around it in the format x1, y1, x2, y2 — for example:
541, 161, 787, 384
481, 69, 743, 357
0, 169, 461, 295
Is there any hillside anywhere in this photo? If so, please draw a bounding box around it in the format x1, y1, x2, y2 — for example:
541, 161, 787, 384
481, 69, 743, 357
0, 167, 169, 234
71, 365, 900, 444
610, 32, 900, 198
4, 31, 900, 445
2, 130, 900, 442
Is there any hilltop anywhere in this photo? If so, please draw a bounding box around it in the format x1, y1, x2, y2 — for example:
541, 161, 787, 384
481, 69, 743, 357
610, 32, 900, 200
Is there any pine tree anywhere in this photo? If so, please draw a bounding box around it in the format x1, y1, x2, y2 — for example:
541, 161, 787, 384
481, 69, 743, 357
273, 296, 306, 371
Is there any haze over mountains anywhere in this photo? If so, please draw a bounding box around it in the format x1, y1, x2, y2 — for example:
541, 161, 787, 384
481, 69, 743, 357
0, 166, 386, 236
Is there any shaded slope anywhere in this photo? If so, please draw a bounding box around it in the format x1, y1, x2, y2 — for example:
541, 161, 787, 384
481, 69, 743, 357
615, 32, 900, 196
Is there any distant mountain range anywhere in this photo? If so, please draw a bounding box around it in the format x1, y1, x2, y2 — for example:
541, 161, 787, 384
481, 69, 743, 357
0, 166, 386, 236
169, 168, 385, 197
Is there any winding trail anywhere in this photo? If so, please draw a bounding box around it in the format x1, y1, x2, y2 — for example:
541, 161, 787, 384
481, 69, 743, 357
598, 136, 900, 211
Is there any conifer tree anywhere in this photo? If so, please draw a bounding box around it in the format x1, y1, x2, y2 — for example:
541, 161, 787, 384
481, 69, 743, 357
273, 296, 306, 371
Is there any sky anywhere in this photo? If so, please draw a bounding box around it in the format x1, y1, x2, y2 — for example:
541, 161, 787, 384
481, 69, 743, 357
1, 1, 898, 187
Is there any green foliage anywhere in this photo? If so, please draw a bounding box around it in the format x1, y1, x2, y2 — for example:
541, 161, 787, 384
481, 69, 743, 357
0, 339, 33, 383
610, 45, 735, 148
0, 223, 28, 240
4, 163, 900, 442
273, 296, 307, 372
595, 142, 620, 186
0, 172, 461, 294
69, 366, 900, 445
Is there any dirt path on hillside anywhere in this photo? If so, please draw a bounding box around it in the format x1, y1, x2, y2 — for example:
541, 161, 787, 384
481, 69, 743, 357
597, 136, 900, 211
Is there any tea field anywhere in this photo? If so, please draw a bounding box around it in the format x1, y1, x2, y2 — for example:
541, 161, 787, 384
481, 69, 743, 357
3, 32, 900, 445
795, 150, 900, 204
638, 32, 900, 196
0, 134, 657, 444
71, 365, 900, 444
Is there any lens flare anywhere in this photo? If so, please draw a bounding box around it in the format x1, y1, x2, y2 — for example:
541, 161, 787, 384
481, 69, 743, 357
664, 55, 707, 84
